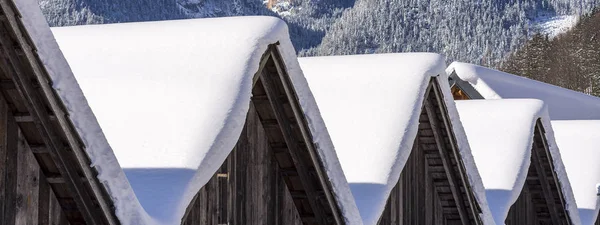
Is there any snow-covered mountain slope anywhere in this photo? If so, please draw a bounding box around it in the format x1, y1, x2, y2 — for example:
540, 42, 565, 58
38, 0, 600, 66
532, 14, 579, 38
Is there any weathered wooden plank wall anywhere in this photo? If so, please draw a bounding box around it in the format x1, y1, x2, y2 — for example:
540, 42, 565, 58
182, 104, 303, 225
0, 96, 70, 225
505, 123, 571, 225
505, 185, 538, 225
378, 79, 482, 225
377, 139, 447, 225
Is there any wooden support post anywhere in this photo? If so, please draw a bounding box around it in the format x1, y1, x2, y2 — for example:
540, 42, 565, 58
423, 95, 470, 225
0, 16, 103, 225
260, 61, 328, 225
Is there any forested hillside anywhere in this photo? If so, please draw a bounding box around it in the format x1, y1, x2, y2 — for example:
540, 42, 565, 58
39, 0, 600, 66
502, 9, 600, 97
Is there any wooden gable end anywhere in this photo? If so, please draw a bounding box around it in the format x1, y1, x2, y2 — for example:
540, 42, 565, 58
505, 120, 572, 225
451, 85, 471, 100
182, 44, 343, 225
0, 1, 118, 225
448, 71, 483, 101
378, 77, 483, 225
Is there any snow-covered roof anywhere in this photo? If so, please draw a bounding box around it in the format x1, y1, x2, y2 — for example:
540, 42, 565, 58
448, 62, 600, 120
50, 17, 360, 224
456, 99, 580, 225
552, 120, 600, 225
299, 53, 493, 225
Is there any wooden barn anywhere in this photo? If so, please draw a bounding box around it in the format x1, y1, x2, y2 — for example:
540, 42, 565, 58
456, 99, 576, 225
51, 17, 361, 224
0, 1, 119, 224
447, 62, 600, 120
448, 61, 600, 225
552, 121, 600, 225
299, 54, 491, 225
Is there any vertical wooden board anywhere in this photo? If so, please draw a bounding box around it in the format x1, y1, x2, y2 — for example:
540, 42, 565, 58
418, 143, 425, 224
268, 146, 278, 225
398, 170, 403, 224
15, 133, 28, 225
48, 190, 57, 225
227, 147, 236, 224
14, 133, 41, 225
235, 125, 248, 224
245, 113, 257, 224
48, 189, 69, 225
280, 182, 303, 225
435, 189, 442, 225
0, 97, 7, 224
425, 153, 433, 225
387, 185, 396, 225
38, 171, 50, 225
209, 174, 218, 224
24, 140, 39, 225
2, 113, 17, 225
218, 164, 228, 224
200, 179, 208, 225
193, 187, 202, 224
260, 110, 274, 225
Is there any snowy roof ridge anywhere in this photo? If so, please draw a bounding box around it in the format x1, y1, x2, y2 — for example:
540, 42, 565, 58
49, 17, 360, 224
299, 53, 494, 225
552, 120, 600, 225
447, 62, 600, 120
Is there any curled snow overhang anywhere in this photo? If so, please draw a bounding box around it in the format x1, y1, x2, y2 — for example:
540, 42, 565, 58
552, 120, 600, 225
456, 99, 580, 224
447, 62, 600, 120
299, 53, 494, 225
49, 16, 360, 224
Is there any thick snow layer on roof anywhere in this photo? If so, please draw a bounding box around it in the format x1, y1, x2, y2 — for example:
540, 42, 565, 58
13, 0, 149, 224
456, 99, 580, 225
552, 120, 600, 225
448, 62, 600, 120
299, 53, 494, 225
50, 17, 360, 224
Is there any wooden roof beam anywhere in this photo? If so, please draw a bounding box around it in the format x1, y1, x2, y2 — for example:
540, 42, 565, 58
46, 174, 87, 184
14, 112, 56, 122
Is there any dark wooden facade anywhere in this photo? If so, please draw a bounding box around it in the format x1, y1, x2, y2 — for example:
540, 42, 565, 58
0, 1, 117, 224
449, 74, 574, 225
182, 45, 344, 225
505, 120, 572, 225
377, 78, 483, 225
